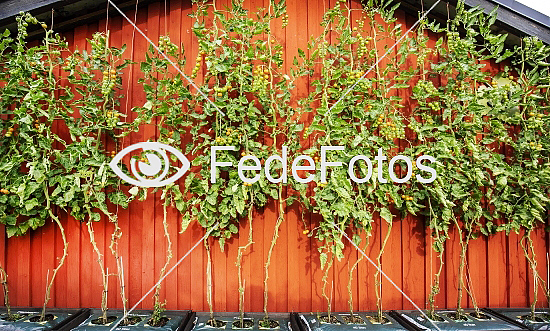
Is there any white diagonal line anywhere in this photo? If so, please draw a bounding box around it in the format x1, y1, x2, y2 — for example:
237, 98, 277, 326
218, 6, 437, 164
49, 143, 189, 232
328, 0, 442, 114
108, 223, 220, 331
330, 222, 442, 331
106, 0, 225, 116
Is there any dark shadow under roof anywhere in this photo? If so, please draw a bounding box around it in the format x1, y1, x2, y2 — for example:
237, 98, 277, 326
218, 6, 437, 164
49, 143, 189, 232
0, 0, 549, 43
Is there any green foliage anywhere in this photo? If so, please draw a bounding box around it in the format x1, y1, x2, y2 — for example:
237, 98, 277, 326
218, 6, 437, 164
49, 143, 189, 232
2, 0, 550, 317
296, 0, 550, 315
148, 0, 303, 250
0, 16, 134, 237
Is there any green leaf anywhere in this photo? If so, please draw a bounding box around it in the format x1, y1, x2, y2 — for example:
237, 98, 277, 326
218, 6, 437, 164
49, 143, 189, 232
380, 207, 393, 223
6, 226, 18, 238
25, 198, 39, 212
320, 252, 328, 270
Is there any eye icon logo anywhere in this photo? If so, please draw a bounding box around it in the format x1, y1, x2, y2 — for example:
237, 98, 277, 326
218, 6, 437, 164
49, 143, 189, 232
109, 142, 190, 188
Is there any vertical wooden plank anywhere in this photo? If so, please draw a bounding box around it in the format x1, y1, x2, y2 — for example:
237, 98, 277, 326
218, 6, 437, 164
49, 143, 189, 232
400, 12, 427, 311
42, 216, 56, 307
427, 27, 448, 312
467, 237, 488, 309
190, 223, 205, 311
269, 0, 289, 314
508, 230, 529, 307
27, 36, 55, 307
59, 28, 82, 309
52, 32, 68, 308
213, 242, 227, 312
142, 1, 160, 311
118, 6, 138, 311
531, 227, 547, 308
348, 0, 363, 315
88, 18, 109, 312
69, 23, 91, 309
29, 230, 41, 308
89, 21, 103, 311
53, 217, 68, 310
6, 236, 18, 306
248, 205, 264, 312
445, 225, 461, 310
280, 0, 312, 313
177, 0, 193, 311
128, 7, 148, 309
373, 4, 404, 313
17, 235, 31, 306
381, 219, 403, 311
226, 235, 239, 313
107, 15, 124, 310
483, 59, 509, 309
309, 0, 331, 315
236, 209, 252, 313
186, 0, 205, 312
164, 0, 183, 309
281, 0, 300, 312
151, 0, 167, 311
0, 225, 5, 307
488, 228, 508, 307
223, 0, 240, 311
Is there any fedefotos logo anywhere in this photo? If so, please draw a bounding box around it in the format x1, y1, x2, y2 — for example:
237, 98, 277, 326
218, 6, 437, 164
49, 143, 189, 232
109, 142, 437, 188
109, 142, 191, 188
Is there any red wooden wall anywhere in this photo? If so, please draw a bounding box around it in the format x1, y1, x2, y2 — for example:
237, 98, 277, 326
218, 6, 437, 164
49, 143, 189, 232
0, 0, 549, 313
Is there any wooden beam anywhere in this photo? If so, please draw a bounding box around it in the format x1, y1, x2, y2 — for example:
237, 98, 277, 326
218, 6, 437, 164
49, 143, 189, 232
0, 0, 63, 24
0, 0, 156, 41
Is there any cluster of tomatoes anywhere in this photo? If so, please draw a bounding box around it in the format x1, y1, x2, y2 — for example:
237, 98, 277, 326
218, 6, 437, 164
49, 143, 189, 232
348, 70, 369, 90
281, 13, 289, 28
16, 12, 44, 38
427, 101, 441, 112
107, 150, 117, 158
528, 141, 543, 150
105, 109, 121, 128
214, 85, 231, 98
0, 188, 10, 195
252, 66, 271, 93
415, 80, 438, 98
157, 36, 177, 54
355, 35, 372, 59
4, 127, 15, 138
376, 114, 405, 140
214, 127, 242, 145
101, 68, 117, 95
89, 33, 107, 61
446, 31, 462, 52
191, 50, 206, 79
526, 111, 545, 129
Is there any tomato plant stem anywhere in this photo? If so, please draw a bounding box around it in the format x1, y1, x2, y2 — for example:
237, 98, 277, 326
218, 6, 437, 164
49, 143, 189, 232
375, 220, 392, 322
152, 197, 173, 321
87, 220, 109, 323
205, 239, 214, 320
321, 248, 334, 320
521, 230, 549, 318
263, 184, 285, 320
109, 220, 128, 322
237, 204, 253, 324
40, 187, 68, 322
0, 266, 11, 316
347, 239, 369, 317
